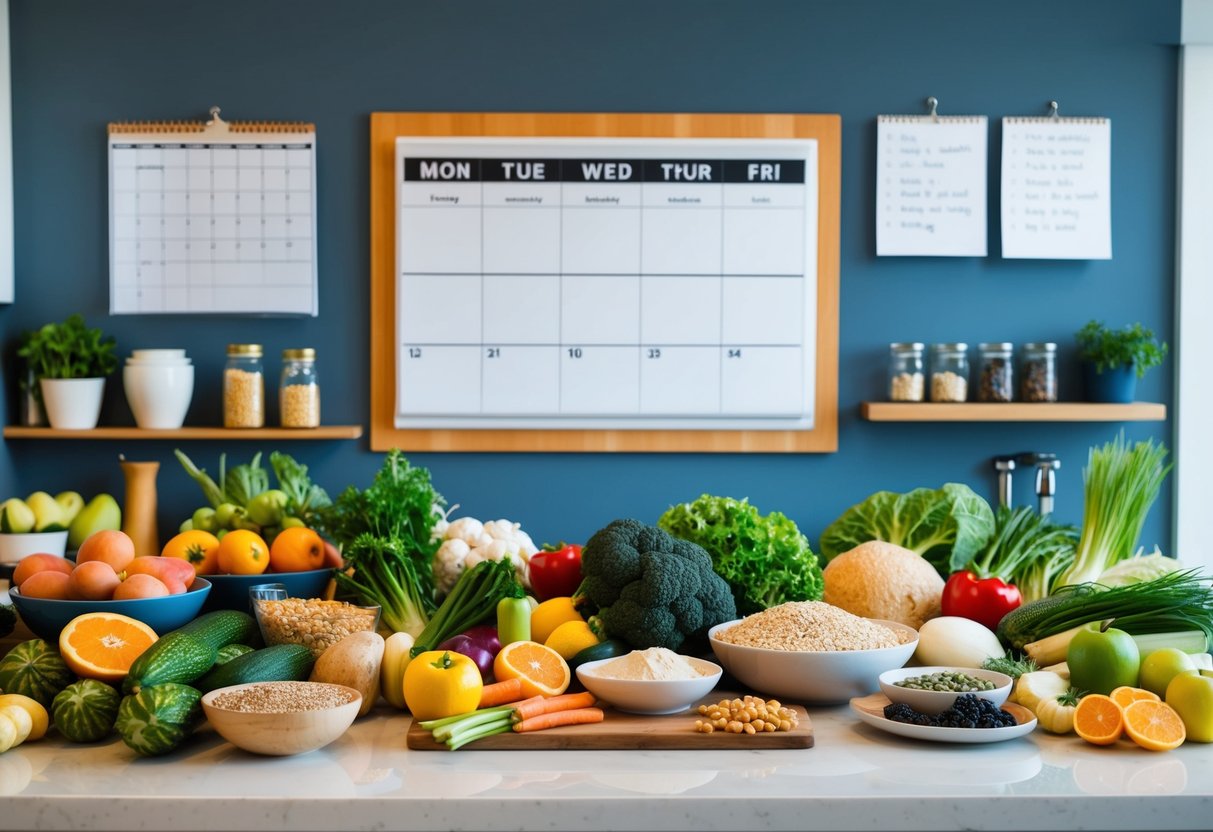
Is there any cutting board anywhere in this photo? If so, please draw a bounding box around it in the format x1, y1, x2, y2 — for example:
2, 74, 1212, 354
406, 692, 813, 750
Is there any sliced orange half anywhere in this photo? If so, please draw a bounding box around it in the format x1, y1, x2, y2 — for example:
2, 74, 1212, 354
59, 612, 158, 682
1123, 699, 1186, 752
1074, 693, 1124, 746
1110, 686, 1160, 709
492, 640, 571, 698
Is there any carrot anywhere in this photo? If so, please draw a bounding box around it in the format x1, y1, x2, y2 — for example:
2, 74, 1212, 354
512, 691, 597, 722
513, 707, 605, 733
478, 677, 524, 708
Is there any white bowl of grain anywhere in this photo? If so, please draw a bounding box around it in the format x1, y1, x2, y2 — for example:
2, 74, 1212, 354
708, 601, 919, 704
201, 681, 361, 756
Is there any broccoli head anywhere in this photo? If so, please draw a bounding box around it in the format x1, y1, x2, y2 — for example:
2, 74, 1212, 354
574, 518, 737, 651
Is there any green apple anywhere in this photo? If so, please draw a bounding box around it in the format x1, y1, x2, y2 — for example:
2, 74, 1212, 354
192, 506, 218, 533
246, 489, 288, 527
1166, 671, 1213, 742
68, 493, 121, 549
1139, 648, 1198, 698
53, 491, 84, 525
25, 492, 66, 533
1067, 621, 1141, 696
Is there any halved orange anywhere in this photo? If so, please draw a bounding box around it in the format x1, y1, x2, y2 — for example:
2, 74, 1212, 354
1123, 699, 1186, 752
1074, 694, 1125, 746
1110, 686, 1160, 709
492, 640, 571, 698
59, 612, 158, 682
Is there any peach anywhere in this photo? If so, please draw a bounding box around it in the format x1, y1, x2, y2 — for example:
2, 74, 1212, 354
69, 560, 120, 601
18, 570, 76, 600
125, 556, 195, 591
76, 530, 135, 573
12, 553, 74, 588
112, 573, 169, 600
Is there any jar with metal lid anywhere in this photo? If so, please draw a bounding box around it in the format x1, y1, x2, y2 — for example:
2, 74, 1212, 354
279, 348, 320, 428
1020, 342, 1058, 402
929, 343, 969, 402
224, 344, 265, 428
888, 343, 925, 402
977, 342, 1014, 403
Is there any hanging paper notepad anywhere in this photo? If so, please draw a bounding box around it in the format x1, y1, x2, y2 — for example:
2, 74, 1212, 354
108, 108, 318, 315
1001, 111, 1111, 259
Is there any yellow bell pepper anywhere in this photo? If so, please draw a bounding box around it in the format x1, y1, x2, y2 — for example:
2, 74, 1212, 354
403, 651, 483, 722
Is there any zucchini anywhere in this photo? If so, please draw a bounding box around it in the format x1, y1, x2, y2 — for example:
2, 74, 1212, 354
215, 644, 255, 666
123, 632, 218, 695
175, 610, 259, 651
567, 638, 629, 672
195, 644, 315, 693
996, 587, 1098, 649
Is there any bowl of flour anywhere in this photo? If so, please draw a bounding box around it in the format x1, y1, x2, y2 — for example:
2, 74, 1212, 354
576, 647, 722, 715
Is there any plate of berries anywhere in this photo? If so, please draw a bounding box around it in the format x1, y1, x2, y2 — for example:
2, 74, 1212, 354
850, 693, 1038, 744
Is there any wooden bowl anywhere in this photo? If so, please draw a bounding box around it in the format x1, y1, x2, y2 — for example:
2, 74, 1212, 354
201, 681, 361, 756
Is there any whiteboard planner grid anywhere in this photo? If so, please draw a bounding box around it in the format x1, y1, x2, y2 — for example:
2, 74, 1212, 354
394, 137, 818, 431
109, 134, 318, 315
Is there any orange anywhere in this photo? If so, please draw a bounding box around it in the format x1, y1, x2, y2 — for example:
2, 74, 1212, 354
1110, 686, 1161, 710
1123, 699, 1186, 751
58, 612, 158, 683
493, 640, 571, 698
1074, 693, 1125, 746
161, 530, 221, 576
216, 529, 270, 575
269, 526, 326, 573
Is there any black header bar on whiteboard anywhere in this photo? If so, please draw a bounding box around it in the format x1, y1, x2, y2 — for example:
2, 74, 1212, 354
402, 158, 805, 184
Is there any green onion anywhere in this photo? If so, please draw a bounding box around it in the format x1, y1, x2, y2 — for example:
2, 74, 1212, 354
410, 559, 520, 657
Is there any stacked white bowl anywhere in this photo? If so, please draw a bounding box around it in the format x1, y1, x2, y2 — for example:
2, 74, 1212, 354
123, 349, 194, 429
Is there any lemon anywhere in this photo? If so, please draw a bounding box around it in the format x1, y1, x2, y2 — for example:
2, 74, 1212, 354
530, 597, 583, 644
544, 620, 601, 660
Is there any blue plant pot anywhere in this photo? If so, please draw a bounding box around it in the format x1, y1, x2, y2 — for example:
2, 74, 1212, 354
1083, 363, 1138, 403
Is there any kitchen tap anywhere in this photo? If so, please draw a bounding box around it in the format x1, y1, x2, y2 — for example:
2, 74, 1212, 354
992, 452, 1060, 514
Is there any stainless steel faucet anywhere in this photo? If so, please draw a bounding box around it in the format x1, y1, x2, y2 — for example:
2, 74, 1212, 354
992, 452, 1060, 514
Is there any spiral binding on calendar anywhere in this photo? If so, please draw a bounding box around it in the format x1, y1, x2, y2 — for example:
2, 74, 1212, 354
1004, 100, 1107, 125
108, 105, 313, 135
878, 96, 984, 124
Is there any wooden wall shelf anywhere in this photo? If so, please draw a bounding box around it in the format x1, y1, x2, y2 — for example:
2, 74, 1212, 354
860, 402, 1167, 422
2, 426, 364, 441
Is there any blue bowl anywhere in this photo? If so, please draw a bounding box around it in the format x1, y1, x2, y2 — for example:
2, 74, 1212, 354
10, 577, 212, 641
199, 569, 333, 614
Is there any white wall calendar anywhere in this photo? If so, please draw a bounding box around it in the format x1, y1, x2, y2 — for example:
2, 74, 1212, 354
394, 136, 819, 432
108, 108, 318, 315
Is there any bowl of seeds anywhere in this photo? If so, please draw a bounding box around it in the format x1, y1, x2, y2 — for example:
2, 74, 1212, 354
878, 666, 1013, 715
202, 681, 362, 756
252, 596, 381, 658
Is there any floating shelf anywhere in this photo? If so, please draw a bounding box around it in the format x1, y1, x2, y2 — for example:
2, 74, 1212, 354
860, 402, 1167, 422
2, 425, 364, 441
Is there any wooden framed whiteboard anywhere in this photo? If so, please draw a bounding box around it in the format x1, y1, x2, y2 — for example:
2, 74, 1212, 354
370, 112, 839, 453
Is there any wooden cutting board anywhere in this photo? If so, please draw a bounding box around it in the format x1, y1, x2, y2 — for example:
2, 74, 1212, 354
406, 692, 813, 750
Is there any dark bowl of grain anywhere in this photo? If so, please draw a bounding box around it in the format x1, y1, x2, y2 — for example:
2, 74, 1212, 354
201, 681, 362, 756
708, 601, 919, 704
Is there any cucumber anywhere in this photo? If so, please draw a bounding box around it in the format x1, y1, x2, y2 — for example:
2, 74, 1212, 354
996, 586, 1100, 650
567, 638, 630, 672
175, 611, 259, 651
123, 632, 218, 695
215, 644, 255, 666
195, 644, 315, 693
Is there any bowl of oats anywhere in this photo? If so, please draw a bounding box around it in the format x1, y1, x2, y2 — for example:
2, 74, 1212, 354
202, 680, 362, 756
707, 601, 919, 704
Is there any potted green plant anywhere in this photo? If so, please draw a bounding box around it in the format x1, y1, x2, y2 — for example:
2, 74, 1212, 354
17, 314, 118, 429
1075, 320, 1168, 403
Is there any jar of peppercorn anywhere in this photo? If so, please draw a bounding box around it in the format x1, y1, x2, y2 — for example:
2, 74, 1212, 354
1020, 342, 1058, 402
977, 343, 1014, 402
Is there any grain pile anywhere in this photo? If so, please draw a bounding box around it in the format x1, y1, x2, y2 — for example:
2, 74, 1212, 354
714, 601, 910, 652
210, 681, 356, 713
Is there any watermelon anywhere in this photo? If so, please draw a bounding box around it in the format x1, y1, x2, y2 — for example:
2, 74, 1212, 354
52, 679, 121, 743
115, 683, 203, 757
0, 640, 74, 708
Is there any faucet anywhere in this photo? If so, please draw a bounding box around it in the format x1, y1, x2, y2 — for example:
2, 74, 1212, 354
992, 452, 1061, 514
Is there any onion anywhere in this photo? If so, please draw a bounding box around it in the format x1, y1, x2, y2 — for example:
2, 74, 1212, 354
438, 632, 498, 680
914, 616, 1004, 668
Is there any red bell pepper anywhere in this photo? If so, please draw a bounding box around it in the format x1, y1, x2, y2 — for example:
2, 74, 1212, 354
528, 542, 583, 601
941, 570, 1022, 632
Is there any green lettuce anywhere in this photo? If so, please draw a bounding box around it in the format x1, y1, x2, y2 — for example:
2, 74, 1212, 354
818, 483, 995, 577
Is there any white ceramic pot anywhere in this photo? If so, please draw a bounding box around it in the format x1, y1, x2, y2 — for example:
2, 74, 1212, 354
40, 377, 106, 430
124, 363, 194, 429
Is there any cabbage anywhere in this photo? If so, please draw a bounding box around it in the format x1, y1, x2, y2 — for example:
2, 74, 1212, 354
1096, 548, 1183, 588
818, 483, 995, 577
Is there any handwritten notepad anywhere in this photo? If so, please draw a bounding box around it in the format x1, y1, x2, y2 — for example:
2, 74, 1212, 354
1001, 117, 1111, 259
876, 116, 988, 256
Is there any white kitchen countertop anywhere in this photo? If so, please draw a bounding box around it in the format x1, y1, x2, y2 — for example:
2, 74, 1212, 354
1, 701, 1210, 832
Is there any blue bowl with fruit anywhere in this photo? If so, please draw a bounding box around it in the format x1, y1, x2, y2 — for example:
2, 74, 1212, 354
10, 578, 212, 641
200, 569, 333, 613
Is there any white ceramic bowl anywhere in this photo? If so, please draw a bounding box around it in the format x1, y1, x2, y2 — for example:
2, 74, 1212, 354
201, 681, 361, 756
878, 666, 1013, 715
708, 618, 919, 704
0, 530, 69, 564
123, 363, 194, 429
576, 656, 722, 715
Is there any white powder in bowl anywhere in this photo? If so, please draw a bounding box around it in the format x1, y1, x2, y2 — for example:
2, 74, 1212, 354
591, 647, 706, 681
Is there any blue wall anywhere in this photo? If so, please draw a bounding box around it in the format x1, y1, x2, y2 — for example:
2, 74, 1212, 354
0, 1, 1181, 554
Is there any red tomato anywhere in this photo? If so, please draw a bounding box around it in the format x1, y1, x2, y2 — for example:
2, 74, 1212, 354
527, 544, 583, 601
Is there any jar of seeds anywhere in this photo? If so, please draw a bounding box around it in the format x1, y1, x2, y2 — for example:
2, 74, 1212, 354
1021, 342, 1058, 402
977, 343, 1014, 402
888, 342, 925, 402
279, 348, 320, 428
224, 344, 265, 428
929, 343, 969, 402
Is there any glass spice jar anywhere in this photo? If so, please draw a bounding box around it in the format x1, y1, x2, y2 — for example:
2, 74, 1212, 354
929, 343, 970, 402
1021, 342, 1058, 402
224, 344, 265, 428
888, 343, 926, 402
279, 348, 320, 428
977, 343, 1014, 403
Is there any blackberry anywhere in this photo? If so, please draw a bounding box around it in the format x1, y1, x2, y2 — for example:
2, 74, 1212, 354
882, 694, 1016, 730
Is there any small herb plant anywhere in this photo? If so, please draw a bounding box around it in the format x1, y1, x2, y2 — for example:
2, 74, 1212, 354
1075, 320, 1168, 379
17, 314, 118, 379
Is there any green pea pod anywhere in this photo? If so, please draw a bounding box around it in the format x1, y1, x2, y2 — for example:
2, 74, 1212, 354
496, 596, 531, 646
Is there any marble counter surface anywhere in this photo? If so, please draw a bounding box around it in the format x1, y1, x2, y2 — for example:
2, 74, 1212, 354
1, 701, 1210, 832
